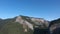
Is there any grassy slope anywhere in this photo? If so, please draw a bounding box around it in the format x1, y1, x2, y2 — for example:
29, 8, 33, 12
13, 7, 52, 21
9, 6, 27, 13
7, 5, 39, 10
0, 22, 33, 34
0, 22, 24, 34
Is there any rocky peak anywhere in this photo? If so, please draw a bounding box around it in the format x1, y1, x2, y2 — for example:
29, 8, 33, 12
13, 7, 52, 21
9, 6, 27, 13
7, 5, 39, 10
15, 15, 49, 31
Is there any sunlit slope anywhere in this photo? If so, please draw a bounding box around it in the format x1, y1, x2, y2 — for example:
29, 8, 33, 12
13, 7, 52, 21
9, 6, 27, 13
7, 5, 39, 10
0, 22, 33, 34
0, 22, 23, 34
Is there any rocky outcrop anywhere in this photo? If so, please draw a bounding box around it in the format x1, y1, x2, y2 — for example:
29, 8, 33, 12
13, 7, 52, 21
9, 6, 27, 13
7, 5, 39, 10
15, 15, 49, 32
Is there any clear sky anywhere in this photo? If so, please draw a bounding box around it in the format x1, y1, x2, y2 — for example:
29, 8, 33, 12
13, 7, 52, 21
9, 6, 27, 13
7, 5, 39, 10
0, 0, 60, 21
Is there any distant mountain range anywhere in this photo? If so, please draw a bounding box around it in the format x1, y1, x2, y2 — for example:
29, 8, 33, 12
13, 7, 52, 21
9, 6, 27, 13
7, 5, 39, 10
0, 15, 60, 34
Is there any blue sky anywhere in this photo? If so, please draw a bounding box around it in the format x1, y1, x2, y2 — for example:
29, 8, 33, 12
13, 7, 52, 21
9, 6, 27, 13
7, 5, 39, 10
0, 0, 60, 21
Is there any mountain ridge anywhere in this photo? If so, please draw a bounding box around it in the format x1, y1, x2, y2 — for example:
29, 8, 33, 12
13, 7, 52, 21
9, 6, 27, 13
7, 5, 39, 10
0, 15, 60, 34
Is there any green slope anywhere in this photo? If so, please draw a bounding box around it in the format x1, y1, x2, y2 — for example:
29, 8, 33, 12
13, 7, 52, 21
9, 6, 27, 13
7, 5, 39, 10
0, 22, 33, 34
0, 22, 24, 34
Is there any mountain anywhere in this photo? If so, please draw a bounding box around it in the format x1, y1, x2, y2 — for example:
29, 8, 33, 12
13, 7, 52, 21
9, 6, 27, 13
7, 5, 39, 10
0, 15, 49, 34
49, 18, 60, 34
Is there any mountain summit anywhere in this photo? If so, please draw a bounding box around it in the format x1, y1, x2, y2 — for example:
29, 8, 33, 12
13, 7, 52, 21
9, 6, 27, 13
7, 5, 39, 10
16, 15, 49, 29
0, 15, 49, 34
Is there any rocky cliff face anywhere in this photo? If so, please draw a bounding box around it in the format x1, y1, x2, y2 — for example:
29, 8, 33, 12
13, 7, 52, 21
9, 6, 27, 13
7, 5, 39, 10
15, 15, 49, 32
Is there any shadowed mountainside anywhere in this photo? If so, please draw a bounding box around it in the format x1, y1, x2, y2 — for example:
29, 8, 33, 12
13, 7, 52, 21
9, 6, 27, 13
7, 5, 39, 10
49, 18, 60, 34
